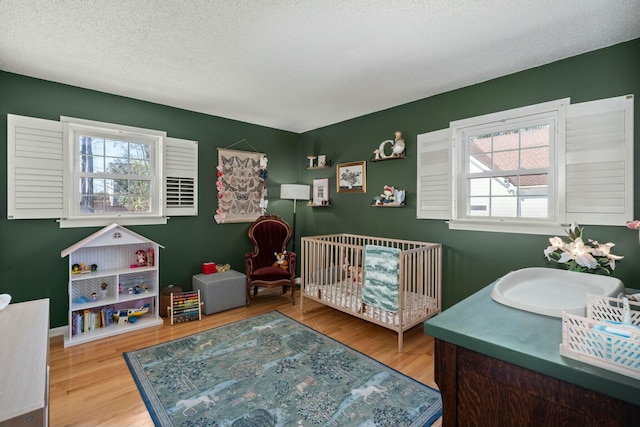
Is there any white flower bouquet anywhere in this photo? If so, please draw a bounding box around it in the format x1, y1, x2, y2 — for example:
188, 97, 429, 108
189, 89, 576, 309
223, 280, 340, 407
544, 223, 623, 275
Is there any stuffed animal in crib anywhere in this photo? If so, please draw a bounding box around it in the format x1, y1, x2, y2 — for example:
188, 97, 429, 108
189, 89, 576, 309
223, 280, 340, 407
343, 257, 363, 283
273, 251, 288, 270
348, 265, 363, 283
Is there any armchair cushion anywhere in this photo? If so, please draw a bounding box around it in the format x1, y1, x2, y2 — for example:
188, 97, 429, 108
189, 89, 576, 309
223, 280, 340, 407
250, 266, 292, 281
244, 214, 296, 306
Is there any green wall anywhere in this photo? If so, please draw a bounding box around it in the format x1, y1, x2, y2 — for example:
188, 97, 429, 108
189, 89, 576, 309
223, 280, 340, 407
298, 38, 640, 308
1, 38, 639, 329
0, 71, 302, 328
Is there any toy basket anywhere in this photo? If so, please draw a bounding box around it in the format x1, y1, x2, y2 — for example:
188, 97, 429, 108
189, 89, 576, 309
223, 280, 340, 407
560, 293, 640, 380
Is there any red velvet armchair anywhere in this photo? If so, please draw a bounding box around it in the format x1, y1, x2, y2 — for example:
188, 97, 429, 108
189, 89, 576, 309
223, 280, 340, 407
244, 215, 296, 306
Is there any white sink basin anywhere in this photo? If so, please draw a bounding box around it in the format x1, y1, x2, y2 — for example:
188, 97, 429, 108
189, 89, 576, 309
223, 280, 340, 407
491, 267, 625, 318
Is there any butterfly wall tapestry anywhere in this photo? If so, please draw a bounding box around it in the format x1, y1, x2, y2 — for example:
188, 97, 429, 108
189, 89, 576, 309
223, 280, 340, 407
215, 148, 268, 224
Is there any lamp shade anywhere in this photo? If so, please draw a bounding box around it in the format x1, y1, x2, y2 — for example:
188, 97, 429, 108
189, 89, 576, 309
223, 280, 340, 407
280, 184, 310, 201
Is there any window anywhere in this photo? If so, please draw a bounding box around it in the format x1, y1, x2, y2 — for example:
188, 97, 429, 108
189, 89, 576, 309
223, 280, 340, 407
7, 115, 198, 227
417, 95, 634, 235
71, 123, 161, 218
457, 110, 557, 223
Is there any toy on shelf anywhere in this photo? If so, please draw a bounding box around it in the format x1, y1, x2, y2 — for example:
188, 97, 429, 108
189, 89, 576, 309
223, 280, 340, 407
135, 250, 147, 266
72, 263, 91, 274
372, 131, 406, 161
307, 155, 317, 168
99, 282, 108, 298
114, 303, 150, 324
372, 185, 406, 207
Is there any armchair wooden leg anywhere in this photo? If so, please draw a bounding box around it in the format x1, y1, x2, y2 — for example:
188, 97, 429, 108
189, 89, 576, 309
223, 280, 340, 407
246, 283, 252, 307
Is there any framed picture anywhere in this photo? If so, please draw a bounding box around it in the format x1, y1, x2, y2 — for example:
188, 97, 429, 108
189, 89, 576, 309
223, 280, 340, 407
312, 178, 330, 205
336, 161, 366, 193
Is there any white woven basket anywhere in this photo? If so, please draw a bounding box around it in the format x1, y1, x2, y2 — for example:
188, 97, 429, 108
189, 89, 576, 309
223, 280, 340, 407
560, 293, 640, 380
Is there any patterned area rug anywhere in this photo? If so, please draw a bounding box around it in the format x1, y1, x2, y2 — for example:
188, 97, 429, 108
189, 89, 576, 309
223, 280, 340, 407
124, 311, 442, 427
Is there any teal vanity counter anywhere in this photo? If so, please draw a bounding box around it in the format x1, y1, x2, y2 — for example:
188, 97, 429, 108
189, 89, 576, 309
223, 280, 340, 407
424, 283, 640, 426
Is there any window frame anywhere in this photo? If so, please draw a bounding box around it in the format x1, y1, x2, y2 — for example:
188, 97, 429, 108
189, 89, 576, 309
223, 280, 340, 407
68, 123, 162, 219
449, 99, 567, 234
62, 117, 166, 226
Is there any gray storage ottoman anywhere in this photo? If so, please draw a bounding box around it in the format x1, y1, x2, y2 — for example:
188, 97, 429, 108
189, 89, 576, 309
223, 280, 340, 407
192, 270, 246, 314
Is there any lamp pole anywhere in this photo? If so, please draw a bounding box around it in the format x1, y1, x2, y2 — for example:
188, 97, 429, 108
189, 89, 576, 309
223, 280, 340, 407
291, 198, 298, 253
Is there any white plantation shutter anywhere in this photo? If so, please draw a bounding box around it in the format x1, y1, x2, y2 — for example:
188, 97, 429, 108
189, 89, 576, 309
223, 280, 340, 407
7, 114, 66, 219
163, 137, 198, 216
564, 95, 633, 225
416, 128, 452, 220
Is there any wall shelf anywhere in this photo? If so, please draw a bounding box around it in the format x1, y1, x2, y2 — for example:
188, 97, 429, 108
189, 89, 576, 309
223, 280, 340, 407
370, 204, 406, 208
370, 155, 406, 162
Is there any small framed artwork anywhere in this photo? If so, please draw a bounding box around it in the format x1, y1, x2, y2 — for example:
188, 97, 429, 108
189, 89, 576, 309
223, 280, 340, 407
312, 178, 330, 205
336, 161, 366, 193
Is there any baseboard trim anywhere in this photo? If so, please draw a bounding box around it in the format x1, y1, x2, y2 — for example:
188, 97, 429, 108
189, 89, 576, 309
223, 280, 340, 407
50, 325, 66, 338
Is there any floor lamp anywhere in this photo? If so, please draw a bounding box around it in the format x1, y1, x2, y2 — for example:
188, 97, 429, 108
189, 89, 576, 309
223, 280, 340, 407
280, 184, 310, 253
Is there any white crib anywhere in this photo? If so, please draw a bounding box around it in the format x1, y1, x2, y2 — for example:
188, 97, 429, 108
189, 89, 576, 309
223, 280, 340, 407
300, 234, 442, 352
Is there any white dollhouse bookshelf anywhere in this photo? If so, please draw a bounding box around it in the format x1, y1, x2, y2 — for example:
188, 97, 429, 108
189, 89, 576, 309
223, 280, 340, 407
61, 223, 164, 347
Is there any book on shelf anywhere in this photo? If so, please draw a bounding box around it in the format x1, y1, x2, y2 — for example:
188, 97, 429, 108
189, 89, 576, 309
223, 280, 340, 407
71, 306, 116, 336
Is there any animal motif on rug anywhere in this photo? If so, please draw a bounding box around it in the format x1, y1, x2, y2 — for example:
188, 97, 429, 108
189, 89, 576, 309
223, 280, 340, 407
351, 384, 388, 403
252, 324, 274, 332
295, 376, 315, 395
175, 394, 218, 416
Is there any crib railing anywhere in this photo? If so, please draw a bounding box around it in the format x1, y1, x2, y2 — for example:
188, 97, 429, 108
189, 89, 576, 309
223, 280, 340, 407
300, 234, 441, 352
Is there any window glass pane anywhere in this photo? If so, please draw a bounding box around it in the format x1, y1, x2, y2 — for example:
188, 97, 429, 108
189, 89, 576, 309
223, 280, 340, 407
105, 157, 129, 174
129, 143, 150, 160
105, 140, 127, 157
521, 147, 549, 169
490, 196, 517, 217
469, 153, 491, 172
491, 175, 517, 196
521, 125, 549, 148
130, 159, 151, 176
520, 196, 548, 218
492, 150, 520, 171
90, 138, 104, 155
469, 136, 492, 154
468, 197, 489, 216
493, 130, 519, 151
118, 180, 151, 213
469, 178, 490, 197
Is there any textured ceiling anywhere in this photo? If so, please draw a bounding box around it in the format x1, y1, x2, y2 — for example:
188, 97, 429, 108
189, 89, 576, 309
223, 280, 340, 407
1, 0, 639, 132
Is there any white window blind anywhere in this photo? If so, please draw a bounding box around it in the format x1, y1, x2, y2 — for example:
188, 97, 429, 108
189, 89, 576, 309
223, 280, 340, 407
164, 137, 198, 216
564, 95, 634, 226
7, 114, 66, 219
416, 128, 451, 220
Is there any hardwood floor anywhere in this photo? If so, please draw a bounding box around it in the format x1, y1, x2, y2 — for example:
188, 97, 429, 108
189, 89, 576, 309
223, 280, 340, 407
49, 291, 442, 426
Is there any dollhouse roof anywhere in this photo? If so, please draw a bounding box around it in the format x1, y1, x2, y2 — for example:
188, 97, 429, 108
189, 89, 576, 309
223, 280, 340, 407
61, 223, 164, 258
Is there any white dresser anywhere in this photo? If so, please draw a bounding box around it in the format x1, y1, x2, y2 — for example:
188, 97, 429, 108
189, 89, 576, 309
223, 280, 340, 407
0, 299, 50, 427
